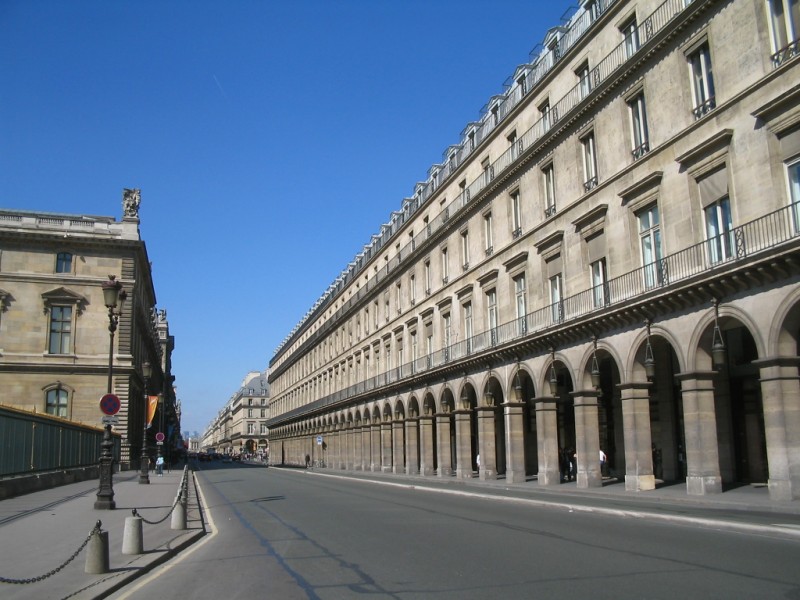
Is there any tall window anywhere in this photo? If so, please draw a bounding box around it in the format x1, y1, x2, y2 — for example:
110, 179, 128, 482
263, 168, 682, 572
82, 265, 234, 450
46, 388, 68, 417
582, 132, 598, 191
487, 290, 498, 344
629, 92, 649, 159
511, 190, 522, 238
767, 0, 800, 66
484, 212, 494, 256
441, 247, 449, 284
464, 302, 473, 351
508, 130, 518, 161
396, 283, 402, 314
621, 16, 639, 58
705, 196, 734, 263
482, 158, 492, 186
410, 274, 417, 305
248, 423, 255, 435
515, 275, 527, 334
365, 307, 370, 335
789, 159, 800, 230
461, 229, 470, 271
48, 306, 72, 354
373, 301, 379, 329
424, 260, 431, 295
248, 408, 254, 418
577, 62, 591, 99
549, 274, 563, 323
639, 204, 663, 288
688, 43, 715, 119
261, 423, 268, 435
544, 164, 556, 217
540, 101, 552, 132
411, 331, 418, 363
443, 313, 452, 351
591, 258, 608, 308
56, 252, 72, 274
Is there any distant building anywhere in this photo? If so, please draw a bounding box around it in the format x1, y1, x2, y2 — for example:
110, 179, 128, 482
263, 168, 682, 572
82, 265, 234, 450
203, 370, 269, 456
266, 0, 800, 501
0, 190, 178, 468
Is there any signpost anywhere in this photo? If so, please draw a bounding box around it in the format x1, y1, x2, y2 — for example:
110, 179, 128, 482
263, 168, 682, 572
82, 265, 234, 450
316, 435, 323, 446
99, 393, 121, 416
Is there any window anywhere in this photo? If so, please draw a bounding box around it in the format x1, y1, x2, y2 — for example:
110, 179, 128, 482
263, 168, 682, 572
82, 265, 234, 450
443, 313, 452, 351
586, 0, 602, 22
397, 339, 404, 371
464, 302, 474, 351
441, 247, 449, 284
261, 408, 266, 418
638, 204, 664, 288
48, 306, 72, 354
508, 130, 519, 161
411, 331, 418, 363
688, 43, 715, 119
410, 274, 416, 305
511, 190, 522, 238
629, 92, 649, 159
261, 423, 268, 435
484, 212, 494, 256
591, 258, 608, 308
487, 289, 498, 344
577, 62, 591, 99
540, 100, 552, 132
396, 283, 402, 314
767, 0, 800, 66
248, 423, 255, 435
549, 274, 563, 323
56, 252, 72, 274
621, 16, 639, 58
544, 164, 556, 217
46, 388, 68, 417
248, 408, 254, 418
424, 260, 431, 295
384, 296, 389, 322
373, 301, 379, 329
582, 132, 598, 191
705, 196, 734, 263
482, 158, 492, 186
461, 229, 470, 271
365, 307, 370, 335
515, 275, 527, 334
517, 73, 529, 96
789, 159, 800, 230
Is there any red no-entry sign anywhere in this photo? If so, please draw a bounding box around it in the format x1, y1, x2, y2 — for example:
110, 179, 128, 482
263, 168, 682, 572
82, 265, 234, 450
99, 394, 121, 416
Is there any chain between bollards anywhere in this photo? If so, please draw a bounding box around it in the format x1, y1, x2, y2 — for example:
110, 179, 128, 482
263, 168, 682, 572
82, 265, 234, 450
134, 468, 189, 526
0, 521, 102, 585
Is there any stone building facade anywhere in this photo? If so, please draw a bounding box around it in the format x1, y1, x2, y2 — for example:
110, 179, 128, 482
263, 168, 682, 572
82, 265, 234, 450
203, 370, 270, 456
0, 190, 178, 468
266, 0, 800, 501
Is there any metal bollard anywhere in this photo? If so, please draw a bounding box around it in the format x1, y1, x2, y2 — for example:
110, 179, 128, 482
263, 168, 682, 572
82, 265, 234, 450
122, 510, 144, 555
85, 521, 109, 574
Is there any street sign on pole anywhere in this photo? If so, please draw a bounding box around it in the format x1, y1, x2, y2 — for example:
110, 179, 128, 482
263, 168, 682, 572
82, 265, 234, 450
101, 415, 119, 426
99, 394, 121, 416
155, 432, 165, 442
316, 435, 323, 446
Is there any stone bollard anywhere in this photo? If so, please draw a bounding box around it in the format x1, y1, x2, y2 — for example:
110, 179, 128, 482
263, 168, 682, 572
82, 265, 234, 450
122, 510, 144, 555
171, 494, 186, 530
85, 521, 109, 574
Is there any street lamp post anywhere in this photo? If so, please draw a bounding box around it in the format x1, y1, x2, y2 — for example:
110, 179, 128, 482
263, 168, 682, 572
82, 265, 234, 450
138, 361, 151, 484
95, 275, 126, 510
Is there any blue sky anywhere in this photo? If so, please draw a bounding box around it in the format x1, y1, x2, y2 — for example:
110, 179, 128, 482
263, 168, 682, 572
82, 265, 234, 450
1, 0, 568, 435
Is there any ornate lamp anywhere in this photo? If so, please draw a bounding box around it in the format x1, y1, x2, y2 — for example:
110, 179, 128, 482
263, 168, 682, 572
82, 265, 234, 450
711, 298, 726, 369
548, 348, 558, 396
644, 319, 656, 380
591, 336, 601, 389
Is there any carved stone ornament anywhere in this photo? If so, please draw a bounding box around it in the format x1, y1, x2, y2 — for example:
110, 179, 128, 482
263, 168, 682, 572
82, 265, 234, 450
122, 188, 141, 218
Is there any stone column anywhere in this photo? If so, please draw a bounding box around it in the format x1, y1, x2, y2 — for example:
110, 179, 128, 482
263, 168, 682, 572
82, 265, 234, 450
381, 420, 393, 472
370, 424, 381, 472
534, 397, 559, 486
392, 419, 405, 474
405, 418, 420, 475
618, 382, 655, 491
344, 428, 353, 470
418, 415, 436, 476
756, 356, 800, 501
353, 426, 363, 471
454, 409, 473, 479
360, 425, 370, 471
503, 401, 527, 483
436, 413, 453, 476
677, 372, 722, 495
572, 390, 602, 488
477, 406, 498, 480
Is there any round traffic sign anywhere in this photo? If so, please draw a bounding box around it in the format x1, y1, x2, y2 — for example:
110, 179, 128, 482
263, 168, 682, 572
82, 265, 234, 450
155, 432, 165, 442
99, 393, 121, 416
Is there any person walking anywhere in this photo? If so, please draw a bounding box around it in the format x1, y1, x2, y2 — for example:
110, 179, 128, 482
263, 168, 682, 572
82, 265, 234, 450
156, 454, 164, 477
599, 448, 607, 478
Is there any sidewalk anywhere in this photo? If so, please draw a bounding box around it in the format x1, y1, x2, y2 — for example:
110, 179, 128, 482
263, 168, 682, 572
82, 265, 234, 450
0, 465, 205, 600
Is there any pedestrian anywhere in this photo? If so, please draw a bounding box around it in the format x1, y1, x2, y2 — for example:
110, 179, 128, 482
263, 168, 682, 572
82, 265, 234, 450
599, 448, 607, 477
156, 455, 164, 476
476, 453, 481, 471
559, 447, 569, 482
569, 448, 577, 481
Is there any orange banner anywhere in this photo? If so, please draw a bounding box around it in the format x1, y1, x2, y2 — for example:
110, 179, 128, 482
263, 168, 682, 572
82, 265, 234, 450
146, 395, 159, 427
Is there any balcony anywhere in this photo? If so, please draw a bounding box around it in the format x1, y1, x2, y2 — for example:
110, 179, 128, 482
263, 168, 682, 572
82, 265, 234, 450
632, 142, 650, 160
583, 176, 598, 192
772, 38, 799, 68
692, 97, 716, 120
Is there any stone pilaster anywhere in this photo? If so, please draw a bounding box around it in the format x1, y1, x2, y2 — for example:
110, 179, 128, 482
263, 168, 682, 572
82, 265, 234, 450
370, 424, 381, 472
381, 421, 393, 473
572, 389, 602, 488
755, 356, 800, 501
503, 401, 527, 483
418, 415, 436, 476
392, 420, 405, 474
677, 372, 722, 495
435, 413, 453, 476
618, 382, 655, 491
534, 397, 559, 486
405, 418, 420, 475
353, 426, 363, 470
344, 428, 353, 470
477, 406, 498, 480
454, 410, 473, 479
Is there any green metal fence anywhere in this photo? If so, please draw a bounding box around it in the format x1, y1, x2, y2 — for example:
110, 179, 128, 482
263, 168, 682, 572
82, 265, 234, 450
0, 406, 120, 477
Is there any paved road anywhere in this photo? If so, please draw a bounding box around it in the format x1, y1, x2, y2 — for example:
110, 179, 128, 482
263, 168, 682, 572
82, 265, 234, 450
113, 464, 800, 600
